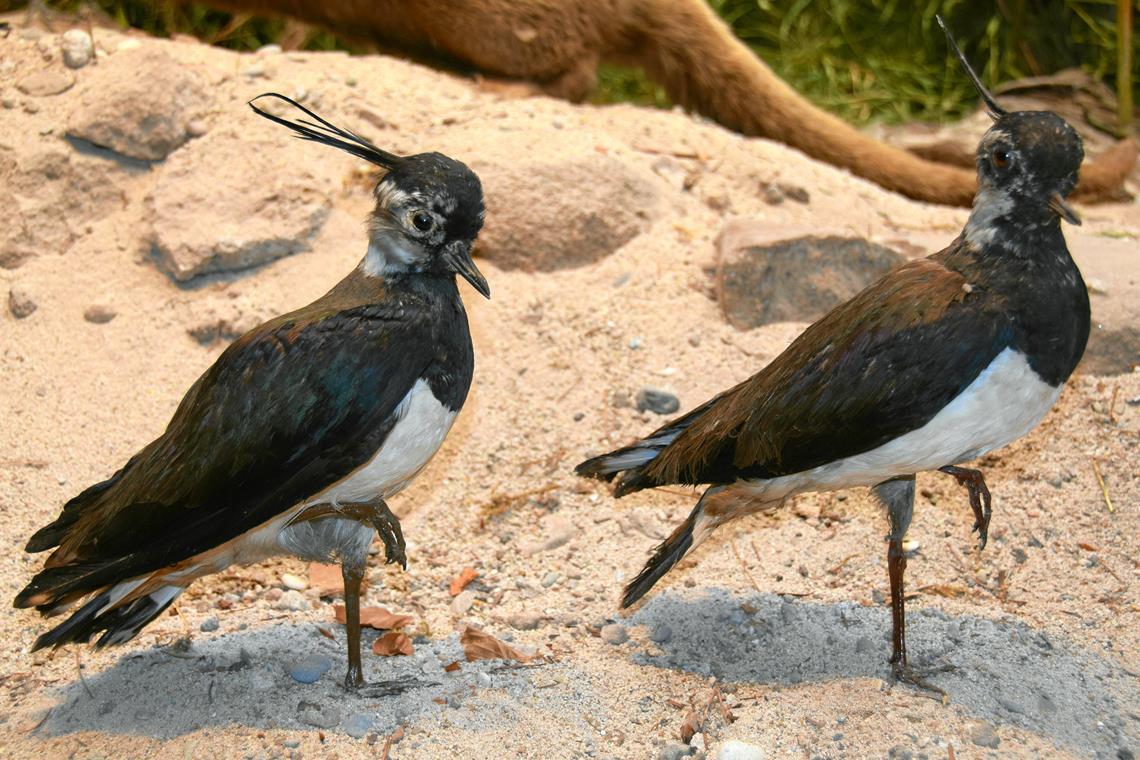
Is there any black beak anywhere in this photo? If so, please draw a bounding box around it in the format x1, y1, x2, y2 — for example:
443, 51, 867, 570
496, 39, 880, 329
443, 241, 490, 299
1049, 192, 1081, 226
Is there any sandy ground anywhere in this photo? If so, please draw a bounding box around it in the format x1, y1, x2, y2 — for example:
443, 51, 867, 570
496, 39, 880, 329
1, 18, 1138, 760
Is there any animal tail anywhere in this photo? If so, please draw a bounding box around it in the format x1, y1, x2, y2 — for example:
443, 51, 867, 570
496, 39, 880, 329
622, 491, 721, 607
626, 0, 1134, 205
23, 462, 133, 553
26, 580, 184, 652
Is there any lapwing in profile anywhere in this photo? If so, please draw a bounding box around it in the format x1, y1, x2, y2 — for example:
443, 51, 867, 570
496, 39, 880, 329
577, 19, 1089, 687
15, 94, 491, 694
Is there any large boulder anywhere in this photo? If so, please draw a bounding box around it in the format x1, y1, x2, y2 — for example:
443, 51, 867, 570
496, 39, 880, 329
67, 47, 211, 161
470, 135, 663, 270
713, 220, 904, 328
147, 121, 339, 281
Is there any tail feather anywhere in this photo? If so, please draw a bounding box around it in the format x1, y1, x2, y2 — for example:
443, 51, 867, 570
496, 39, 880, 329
25, 460, 135, 553
622, 505, 700, 607
31, 583, 182, 652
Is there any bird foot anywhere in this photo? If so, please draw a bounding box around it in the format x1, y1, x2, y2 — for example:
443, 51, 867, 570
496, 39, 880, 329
939, 466, 992, 550
889, 660, 955, 704
345, 673, 440, 697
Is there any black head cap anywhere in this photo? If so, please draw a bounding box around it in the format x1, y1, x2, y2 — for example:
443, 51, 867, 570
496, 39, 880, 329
382, 152, 485, 244
937, 17, 1083, 224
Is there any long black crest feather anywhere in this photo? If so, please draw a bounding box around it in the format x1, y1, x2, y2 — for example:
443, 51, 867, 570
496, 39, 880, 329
935, 15, 1007, 120
249, 92, 402, 168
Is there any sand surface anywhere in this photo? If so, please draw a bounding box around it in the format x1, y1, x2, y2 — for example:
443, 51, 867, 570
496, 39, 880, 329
1, 18, 1138, 760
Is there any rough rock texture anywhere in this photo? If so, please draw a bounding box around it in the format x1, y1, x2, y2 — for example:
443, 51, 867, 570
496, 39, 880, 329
66, 48, 210, 161
473, 139, 663, 270
16, 69, 75, 97
147, 122, 339, 281
0, 150, 127, 268
713, 220, 904, 328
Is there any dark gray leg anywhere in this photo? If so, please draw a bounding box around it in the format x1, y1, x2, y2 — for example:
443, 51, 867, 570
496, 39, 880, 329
874, 475, 952, 700
342, 560, 366, 690
874, 475, 915, 669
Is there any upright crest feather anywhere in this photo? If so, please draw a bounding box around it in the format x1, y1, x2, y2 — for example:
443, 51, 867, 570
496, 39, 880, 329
249, 93, 403, 168
935, 15, 1008, 121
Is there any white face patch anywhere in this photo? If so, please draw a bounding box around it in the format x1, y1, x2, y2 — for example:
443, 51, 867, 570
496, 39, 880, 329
361, 237, 427, 277
964, 184, 1014, 248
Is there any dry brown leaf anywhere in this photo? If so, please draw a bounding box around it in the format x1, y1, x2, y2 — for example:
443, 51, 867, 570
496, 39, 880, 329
448, 567, 479, 597
308, 562, 344, 596
460, 625, 532, 663
1078, 542, 1099, 552
333, 605, 413, 631
443, 660, 461, 673
372, 631, 414, 656
315, 625, 335, 640
679, 709, 701, 743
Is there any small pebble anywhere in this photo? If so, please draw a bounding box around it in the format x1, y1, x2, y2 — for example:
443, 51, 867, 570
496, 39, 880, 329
718, 740, 764, 760
636, 388, 680, 415
283, 739, 301, 749
887, 746, 913, 760
451, 589, 476, 615
275, 590, 309, 611
475, 671, 493, 688
60, 29, 93, 68
199, 616, 219, 633
342, 712, 374, 739
629, 337, 644, 350
288, 654, 331, 684
649, 624, 673, 643
83, 305, 116, 324
281, 573, 307, 591
968, 721, 1000, 749
8, 285, 37, 319
541, 571, 559, 588
658, 744, 692, 760
508, 611, 544, 631
296, 699, 340, 729
256, 43, 283, 55
186, 119, 208, 138
600, 623, 628, 645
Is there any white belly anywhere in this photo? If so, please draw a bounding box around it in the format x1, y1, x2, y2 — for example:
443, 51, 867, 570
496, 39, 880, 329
307, 377, 458, 507
746, 348, 1062, 499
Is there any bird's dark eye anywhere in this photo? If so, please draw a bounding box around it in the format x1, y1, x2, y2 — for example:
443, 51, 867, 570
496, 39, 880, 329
411, 211, 434, 232
991, 148, 1012, 170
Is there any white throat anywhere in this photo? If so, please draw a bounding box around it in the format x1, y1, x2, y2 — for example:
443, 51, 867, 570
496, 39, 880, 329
964, 184, 1014, 249
361, 234, 423, 278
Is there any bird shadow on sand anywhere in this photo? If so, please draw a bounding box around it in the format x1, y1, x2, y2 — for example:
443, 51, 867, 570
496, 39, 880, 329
29, 622, 552, 741
628, 589, 1138, 757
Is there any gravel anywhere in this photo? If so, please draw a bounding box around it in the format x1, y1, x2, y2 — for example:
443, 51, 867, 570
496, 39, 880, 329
288, 654, 332, 684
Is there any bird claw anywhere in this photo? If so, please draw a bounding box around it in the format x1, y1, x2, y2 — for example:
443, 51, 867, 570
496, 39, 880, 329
368, 509, 407, 570
890, 660, 955, 704
939, 466, 992, 551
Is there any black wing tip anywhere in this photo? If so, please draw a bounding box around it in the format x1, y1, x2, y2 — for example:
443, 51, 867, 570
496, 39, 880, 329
573, 455, 619, 482
934, 14, 1007, 120
620, 512, 697, 608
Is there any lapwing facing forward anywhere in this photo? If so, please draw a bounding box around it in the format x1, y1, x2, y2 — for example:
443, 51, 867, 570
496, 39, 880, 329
15, 94, 490, 694
577, 19, 1090, 686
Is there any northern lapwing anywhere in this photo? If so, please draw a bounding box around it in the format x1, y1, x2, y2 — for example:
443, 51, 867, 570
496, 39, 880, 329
576, 19, 1090, 685
14, 94, 490, 694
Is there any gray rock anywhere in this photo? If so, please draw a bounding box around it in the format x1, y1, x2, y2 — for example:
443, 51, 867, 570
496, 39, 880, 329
600, 623, 628, 645
275, 590, 309, 611
342, 711, 374, 738
658, 744, 692, 760
83, 304, 116, 324
288, 654, 332, 684
199, 617, 219, 633
887, 746, 912, 760
67, 48, 210, 160
636, 388, 680, 415
475, 671, 493, 688
8, 285, 37, 318
713, 221, 904, 328
508, 611, 544, 631
60, 29, 94, 69
649, 624, 673, 644
541, 571, 560, 588
968, 721, 1001, 749
1, 150, 126, 269
148, 120, 336, 281
296, 699, 340, 729
16, 69, 75, 97
473, 142, 662, 270
718, 740, 764, 760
